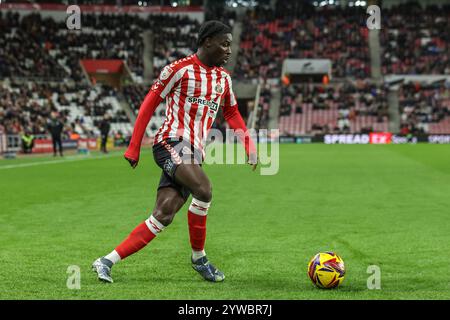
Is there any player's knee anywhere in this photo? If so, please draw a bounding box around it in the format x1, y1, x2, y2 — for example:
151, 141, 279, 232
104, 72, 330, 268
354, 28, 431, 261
152, 201, 178, 226
152, 208, 175, 226
193, 183, 212, 203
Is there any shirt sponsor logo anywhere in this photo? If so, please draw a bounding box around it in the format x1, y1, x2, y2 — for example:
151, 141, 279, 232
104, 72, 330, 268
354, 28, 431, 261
187, 97, 218, 112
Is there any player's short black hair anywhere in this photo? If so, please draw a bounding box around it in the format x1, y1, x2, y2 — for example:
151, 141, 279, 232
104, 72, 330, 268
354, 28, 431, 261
197, 20, 232, 47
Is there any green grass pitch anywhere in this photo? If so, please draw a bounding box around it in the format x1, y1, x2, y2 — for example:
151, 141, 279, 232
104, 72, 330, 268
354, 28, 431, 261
1, 144, 449, 299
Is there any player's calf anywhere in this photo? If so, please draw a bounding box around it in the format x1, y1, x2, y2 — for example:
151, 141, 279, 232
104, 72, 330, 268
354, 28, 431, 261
188, 197, 210, 261
187, 197, 224, 282
92, 188, 185, 283
92, 214, 166, 283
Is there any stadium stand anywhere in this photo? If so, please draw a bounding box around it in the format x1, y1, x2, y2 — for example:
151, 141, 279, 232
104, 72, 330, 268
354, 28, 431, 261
0, 11, 200, 82
399, 82, 450, 135
0, 12, 68, 80
122, 84, 166, 136
0, 10, 201, 138
152, 16, 200, 75
381, 3, 450, 75
279, 81, 389, 135
0, 81, 132, 136
255, 82, 273, 130
1, 0, 450, 157
235, 3, 370, 80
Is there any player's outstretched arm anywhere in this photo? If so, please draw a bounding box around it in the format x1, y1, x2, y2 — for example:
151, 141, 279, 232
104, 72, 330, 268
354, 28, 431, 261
223, 104, 258, 171
124, 90, 163, 169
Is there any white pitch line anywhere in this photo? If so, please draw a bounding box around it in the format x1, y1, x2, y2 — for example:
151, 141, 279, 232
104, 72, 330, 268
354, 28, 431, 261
0, 153, 122, 170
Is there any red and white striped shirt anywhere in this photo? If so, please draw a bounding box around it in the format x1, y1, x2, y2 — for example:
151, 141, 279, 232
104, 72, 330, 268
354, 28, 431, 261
152, 54, 237, 153
124, 54, 255, 163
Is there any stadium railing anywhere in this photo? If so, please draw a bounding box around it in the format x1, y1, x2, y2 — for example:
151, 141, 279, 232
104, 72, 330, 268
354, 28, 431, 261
0, 134, 21, 158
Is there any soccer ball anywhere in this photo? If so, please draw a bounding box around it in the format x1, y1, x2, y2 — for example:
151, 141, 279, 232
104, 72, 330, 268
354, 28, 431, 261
307, 252, 345, 289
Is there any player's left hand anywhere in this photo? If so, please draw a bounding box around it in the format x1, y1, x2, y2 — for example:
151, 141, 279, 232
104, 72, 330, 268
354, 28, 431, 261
124, 156, 139, 169
248, 153, 258, 171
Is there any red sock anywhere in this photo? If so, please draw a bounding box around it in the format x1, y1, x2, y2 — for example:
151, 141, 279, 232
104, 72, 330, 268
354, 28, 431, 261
187, 198, 210, 251
188, 212, 207, 251
115, 216, 164, 259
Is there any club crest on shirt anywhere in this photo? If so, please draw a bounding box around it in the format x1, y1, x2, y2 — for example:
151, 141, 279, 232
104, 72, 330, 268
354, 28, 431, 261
215, 84, 223, 94
160, 66, 173, 81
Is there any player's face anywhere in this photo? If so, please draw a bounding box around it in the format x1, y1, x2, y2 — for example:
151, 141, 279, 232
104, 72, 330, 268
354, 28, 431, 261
208, 33, 232, 67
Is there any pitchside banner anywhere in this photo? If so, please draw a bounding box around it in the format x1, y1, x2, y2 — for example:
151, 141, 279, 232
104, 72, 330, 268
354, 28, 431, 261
318, 134, 450, 144
428, 135, 450, 144
80, 138, 99, 150
369, 133, 392, 144
32, 139, 96, 153
324, 134, 370, 144
28, 134, 450, 153
32, 139, 53, 153
278, 136, 318, 144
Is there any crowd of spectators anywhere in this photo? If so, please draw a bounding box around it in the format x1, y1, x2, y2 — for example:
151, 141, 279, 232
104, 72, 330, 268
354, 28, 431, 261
0, 11, 201, 82
122, 84, 148, 113
253, 82, 273, 130
0, 81, 129, 137
279, 80, 389, 135
1, 81, 65, 136
2, 1, 450, 142
152, 11, 235, 76
0, 12, 67, 80
122, 84, 166, 135
152, 16, 201, 76
0, 10, 201, 141
235, 2, 369, 80
381, 3, 450, 75
399, 82, 450, 135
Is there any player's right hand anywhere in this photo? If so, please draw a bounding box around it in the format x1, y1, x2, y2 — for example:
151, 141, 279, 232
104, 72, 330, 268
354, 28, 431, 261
125, 156, 138, 169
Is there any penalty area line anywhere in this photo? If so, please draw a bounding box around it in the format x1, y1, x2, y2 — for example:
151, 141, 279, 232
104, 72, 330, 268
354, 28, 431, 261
0, 153, 122, 170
